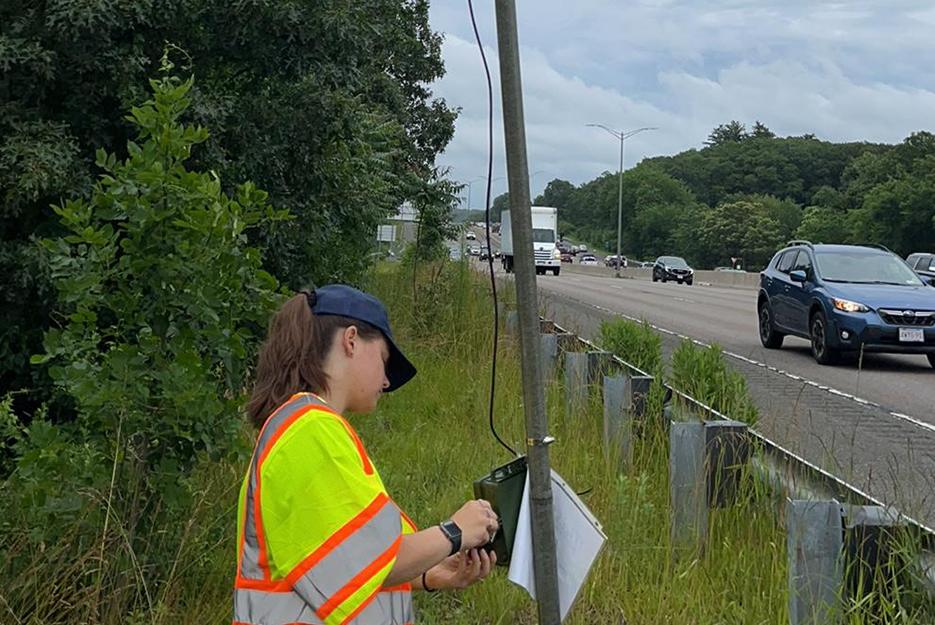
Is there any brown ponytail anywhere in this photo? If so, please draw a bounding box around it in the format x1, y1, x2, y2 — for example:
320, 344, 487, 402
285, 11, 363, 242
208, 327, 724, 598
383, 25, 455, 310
246, 289, 383, 428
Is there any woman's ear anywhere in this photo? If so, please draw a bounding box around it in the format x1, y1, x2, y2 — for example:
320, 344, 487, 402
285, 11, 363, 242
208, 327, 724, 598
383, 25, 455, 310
340, 325, 359, 357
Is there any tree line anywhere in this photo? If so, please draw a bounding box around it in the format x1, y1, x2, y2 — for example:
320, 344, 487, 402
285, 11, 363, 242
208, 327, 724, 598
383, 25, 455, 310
496, 122, 935, 269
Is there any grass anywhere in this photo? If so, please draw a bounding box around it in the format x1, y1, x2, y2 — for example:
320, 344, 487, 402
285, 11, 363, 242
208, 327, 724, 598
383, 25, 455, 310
2, 261, 931, 623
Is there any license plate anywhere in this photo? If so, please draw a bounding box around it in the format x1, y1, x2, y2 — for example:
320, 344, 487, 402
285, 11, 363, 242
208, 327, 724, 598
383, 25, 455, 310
899, 327, 924, 342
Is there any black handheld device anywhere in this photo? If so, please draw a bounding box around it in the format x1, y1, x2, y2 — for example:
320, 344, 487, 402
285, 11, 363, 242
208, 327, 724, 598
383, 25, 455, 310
473, 455, 527, 566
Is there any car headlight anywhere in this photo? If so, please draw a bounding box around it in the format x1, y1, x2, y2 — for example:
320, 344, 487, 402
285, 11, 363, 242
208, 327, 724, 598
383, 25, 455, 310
552, 248, 561, 260
831, 298, 869, 313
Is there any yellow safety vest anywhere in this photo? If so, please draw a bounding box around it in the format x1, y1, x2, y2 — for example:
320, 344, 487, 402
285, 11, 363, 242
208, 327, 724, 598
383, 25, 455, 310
233, 393, 417, 625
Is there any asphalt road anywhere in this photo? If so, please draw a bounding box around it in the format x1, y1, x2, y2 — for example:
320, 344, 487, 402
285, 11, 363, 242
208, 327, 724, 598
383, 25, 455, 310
535, 271, 935, 423
463, 225, 935, 524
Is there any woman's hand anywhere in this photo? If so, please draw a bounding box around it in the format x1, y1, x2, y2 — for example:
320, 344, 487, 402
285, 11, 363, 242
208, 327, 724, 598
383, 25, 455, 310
451, 499, 499, 550
425, 549, 497, 591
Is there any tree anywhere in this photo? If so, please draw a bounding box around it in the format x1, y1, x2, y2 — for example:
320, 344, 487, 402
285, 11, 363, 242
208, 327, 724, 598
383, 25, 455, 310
705, 120, 748, 146
0, 0, 459, 411
750, 121, 775, 140
795, 206, 849, 244
491, 192, 511, 222
533, 178, 575, 209
10, 72, 282, 617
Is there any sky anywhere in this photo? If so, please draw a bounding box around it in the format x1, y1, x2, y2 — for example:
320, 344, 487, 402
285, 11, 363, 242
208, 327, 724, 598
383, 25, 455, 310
426, 1, 935, 208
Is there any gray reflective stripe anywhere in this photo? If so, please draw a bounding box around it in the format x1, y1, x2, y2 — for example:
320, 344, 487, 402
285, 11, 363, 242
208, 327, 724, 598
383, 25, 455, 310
233, 587, 323, 625
240, 394, 333, 580
292, 500, 402, 607
346, 591, 414, 625
234, 587, 413, 625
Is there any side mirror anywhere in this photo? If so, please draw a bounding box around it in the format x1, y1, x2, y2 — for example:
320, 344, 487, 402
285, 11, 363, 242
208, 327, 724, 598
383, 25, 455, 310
790, 269, 808, 283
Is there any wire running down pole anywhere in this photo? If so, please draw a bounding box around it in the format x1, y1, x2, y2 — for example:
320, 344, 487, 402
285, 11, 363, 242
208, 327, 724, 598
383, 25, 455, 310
493, 1, 561, 623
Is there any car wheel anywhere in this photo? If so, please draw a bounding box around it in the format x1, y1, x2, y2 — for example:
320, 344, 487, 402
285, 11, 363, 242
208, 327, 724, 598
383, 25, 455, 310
758, 302, 784, 349
927, 354, 935, 369
686, 279, 693, 286
552, 268, 560, 276
652, 275, 658, 282
809, 311, 839, 365
662, 276, 667, 283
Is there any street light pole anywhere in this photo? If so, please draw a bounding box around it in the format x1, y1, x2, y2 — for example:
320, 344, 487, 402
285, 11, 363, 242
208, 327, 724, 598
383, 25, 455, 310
586, 124, 658, 278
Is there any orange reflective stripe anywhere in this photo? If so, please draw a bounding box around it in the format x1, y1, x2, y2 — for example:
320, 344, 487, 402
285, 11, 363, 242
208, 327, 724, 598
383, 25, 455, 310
334, 415, 374, 476
316, 534, 402, 621
285, 493, 390, 586
381, 583, 411, 593
397, 505, 417, 533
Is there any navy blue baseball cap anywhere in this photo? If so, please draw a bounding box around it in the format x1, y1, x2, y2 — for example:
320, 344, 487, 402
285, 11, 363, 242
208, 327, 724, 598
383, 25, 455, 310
311, 284, 416, 392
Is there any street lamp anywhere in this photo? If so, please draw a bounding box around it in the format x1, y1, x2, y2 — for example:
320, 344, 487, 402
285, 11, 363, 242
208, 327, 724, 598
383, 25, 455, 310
587, 124, 658, 277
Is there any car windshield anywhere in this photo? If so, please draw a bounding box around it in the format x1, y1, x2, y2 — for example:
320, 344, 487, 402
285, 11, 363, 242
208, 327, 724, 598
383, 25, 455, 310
533, 228, 555, 243
659, 256, 689, 269
816, 251, 923, 286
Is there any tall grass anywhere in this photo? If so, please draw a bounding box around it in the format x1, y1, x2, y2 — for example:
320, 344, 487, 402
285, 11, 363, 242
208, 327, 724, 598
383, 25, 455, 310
3, 262, 930, 623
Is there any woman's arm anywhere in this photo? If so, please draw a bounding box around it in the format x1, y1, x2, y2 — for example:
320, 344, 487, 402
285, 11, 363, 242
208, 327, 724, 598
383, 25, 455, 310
383, 527, 450, 588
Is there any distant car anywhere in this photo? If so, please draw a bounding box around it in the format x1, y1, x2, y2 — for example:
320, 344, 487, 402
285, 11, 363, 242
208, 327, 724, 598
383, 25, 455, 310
653, 256, 694, 285
579, 245, 589, 253
715, 266, 746, 273
640, 261, 655, 269
468, 244, 481, 256
466, 231, 477, 240
759, 241, 935, 368
449, 248, 463, 261
604, 255, 627, 268
906, 253, 935, 286
560, 252, 573, 263
571, 245, 579, 255
579, 254, 598, 266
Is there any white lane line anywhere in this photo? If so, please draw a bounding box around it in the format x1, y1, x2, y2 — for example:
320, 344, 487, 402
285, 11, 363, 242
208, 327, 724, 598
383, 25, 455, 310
557, 294, 935, 437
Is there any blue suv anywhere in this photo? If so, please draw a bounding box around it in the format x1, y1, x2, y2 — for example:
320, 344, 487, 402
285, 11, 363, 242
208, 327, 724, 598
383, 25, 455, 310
758, 241, 935, 367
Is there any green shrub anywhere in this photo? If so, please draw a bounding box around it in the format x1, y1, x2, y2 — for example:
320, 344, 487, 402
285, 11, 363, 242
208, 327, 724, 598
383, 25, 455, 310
2, 62, 284, 621
669, 339, 759, 425
599, 317, 662, 375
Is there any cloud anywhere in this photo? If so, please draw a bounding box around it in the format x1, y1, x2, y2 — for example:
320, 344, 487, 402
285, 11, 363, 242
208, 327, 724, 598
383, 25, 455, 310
428, 1, 935, 205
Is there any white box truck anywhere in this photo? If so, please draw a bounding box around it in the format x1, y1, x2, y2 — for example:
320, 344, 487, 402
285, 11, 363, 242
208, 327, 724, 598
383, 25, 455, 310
500, 206, 561, 276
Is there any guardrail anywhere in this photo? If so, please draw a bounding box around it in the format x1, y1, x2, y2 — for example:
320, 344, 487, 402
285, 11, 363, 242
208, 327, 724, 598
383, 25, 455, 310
507, 311, 935, 622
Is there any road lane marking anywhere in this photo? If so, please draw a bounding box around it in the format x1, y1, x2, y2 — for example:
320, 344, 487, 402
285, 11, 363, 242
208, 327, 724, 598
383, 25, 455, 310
553, 293, 935, 437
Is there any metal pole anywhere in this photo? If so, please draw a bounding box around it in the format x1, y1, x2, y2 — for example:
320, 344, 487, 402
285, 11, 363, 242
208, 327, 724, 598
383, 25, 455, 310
467, 180, 472, 211
493, 2, 561, 623
615, 135, 624, 279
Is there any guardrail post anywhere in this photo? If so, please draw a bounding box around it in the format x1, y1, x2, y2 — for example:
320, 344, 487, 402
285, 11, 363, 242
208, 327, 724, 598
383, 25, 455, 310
539, 333, 558, 379
587, 350, 614, 398
602, 374, 632, 469
629, 376, 653, 418
787, 500, 843, 625
670, 421, 708, 555
506, 310, 519, 339
539, 319, 556, 334
841, 504, 906, 614
564, 352, 589, 415
704, 421, 750, 508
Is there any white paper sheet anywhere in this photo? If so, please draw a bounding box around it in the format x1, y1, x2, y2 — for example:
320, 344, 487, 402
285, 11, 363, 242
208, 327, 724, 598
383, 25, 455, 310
507, 470, 607, 621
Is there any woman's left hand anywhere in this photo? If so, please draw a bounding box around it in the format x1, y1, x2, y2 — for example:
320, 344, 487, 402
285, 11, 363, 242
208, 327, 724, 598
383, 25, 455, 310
426, 548, 497, 591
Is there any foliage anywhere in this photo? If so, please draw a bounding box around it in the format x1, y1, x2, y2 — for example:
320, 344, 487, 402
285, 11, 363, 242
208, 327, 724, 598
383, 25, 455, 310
669, 340, 759, 426
599, 318, 663, 376
1, 70, 282, 621
0, 0, 458, 414
491, 191, 510, 222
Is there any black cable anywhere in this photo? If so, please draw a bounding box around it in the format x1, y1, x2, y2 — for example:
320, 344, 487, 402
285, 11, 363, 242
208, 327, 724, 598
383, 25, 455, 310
468, 0, 517, 458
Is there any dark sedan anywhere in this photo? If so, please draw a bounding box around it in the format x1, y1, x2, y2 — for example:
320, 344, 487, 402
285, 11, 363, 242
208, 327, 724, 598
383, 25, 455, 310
652, 256, 694, 285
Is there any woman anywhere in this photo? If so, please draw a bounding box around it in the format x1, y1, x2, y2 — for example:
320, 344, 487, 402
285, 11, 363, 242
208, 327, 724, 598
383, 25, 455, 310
233, 285, 499, 625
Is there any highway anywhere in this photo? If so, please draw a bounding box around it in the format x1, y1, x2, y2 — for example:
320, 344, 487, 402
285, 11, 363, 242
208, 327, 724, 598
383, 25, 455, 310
463, 225, 935, 525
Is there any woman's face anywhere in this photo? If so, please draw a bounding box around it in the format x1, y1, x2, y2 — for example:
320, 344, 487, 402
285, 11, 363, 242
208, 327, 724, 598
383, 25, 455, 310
345, 332, 391, 414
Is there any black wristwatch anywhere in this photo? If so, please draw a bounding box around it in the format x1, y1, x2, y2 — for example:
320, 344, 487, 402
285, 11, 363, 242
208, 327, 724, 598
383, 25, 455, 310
438, 519, 462, 556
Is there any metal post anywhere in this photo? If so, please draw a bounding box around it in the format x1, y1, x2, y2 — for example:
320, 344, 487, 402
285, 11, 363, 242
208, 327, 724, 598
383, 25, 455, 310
669, 421, 708, 555
602, 375, 632, 469
539, 333, 558, 379
564, 352, 588, 415
494, 2, 560, 622
787, 500, 843, 625
615, 135, 624, 279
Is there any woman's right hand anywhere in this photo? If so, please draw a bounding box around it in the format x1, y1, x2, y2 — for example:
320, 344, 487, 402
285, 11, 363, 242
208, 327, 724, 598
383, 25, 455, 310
450, 499, 499, 551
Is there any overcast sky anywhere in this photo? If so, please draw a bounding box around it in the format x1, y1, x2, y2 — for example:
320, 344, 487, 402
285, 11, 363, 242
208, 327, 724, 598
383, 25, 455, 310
427, 1, 935, 208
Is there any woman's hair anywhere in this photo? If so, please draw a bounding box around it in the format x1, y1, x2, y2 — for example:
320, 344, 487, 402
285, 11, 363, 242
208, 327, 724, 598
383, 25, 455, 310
246, 289, 383, 428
